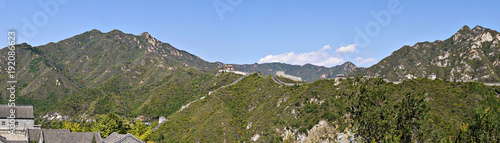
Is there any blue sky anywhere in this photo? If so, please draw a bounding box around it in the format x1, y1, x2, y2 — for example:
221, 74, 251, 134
1, 0, 499, 67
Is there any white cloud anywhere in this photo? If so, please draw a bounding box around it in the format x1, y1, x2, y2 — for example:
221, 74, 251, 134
355, 57, 376, 65
258, 45, 345, 67
335, 44, 357, 53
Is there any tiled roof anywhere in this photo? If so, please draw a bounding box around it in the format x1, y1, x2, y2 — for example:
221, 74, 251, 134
103, 132, 144, 143
5, 141, 28, 143
28, 129, 70, 141
0, 105, 34, 119
115, 134, 145, 143
103, 132, 125, 143
42, 132, 102, 143
0, 136, 8, 143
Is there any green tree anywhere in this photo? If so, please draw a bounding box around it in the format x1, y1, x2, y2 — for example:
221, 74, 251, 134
130, 120, 147, 137
393, 92, 429, 142
455, 107, 500, 142
93, 112, 128, 138
350, 84, 392, 141
350, 81, 429, 142
62, 121, 83, 132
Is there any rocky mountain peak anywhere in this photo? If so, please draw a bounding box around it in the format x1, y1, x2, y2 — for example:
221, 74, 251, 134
453, 26, 468, 41
339, 61, 357, 72
451, 25, 497, 44
109, 29, 125, 34
340, 61, 356, 68
472, 25, 486, 32
459, 25, 471, 32
140, 32, 153, 39
89, 29, 102, 33
139, 31, 163, 50
452, 25, 480, 42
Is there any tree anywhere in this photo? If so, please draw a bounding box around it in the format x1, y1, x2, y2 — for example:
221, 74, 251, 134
139, 130, 152, 141
455, 107, 500, 142
393, 92, 429, 142
62, 121, 82, 132
349, 84, 392, 142
130, 120, 147, 137
93, 112, 129, 138
349, 81, 429, 142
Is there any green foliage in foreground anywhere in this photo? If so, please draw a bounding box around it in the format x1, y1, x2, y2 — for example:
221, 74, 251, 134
92, 112, 129, 138
36, 112, 157, 141
455, 107, 500, 142
149, 76, 500, 142
350, 78, 429, 142
32, 75, 500, 142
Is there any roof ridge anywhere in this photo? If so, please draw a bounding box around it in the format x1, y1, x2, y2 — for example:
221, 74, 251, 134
0, 105, 33, 106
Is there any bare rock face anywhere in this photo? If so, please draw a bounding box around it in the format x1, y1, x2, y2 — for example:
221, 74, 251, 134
139, 32, 152, 38
302, 120, 337, 142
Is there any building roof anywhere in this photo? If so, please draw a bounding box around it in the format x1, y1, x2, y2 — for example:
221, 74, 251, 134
103, 132, 125, 143
42, 132, 102, 143
103, 132, 144, 143
27, 129, 70, 141
0, 136, 8, 143
0, 105, 34, 119
4, 140, 28, 143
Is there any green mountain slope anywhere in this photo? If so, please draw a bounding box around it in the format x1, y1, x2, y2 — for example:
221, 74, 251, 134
151, 74, 500, 142
0, 29, 228, 118
0, 26, 499, 142
354, 25, 500, 82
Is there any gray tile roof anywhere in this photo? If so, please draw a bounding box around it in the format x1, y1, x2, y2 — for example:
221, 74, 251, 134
5, 141, 28, 143
27, 129, 70, 141
0, 105, 34, 119
103, 132, 125, 143
103, 132, 144, 143
42, 132, 102, 143
0, 136, 8, 143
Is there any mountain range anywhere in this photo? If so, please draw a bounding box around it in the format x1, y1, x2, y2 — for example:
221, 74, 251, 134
232, 25, 500, 83
1, 25, 499, 115
231, 61, 356, 82
0, 29, 225, 118
0, 25, 499, 142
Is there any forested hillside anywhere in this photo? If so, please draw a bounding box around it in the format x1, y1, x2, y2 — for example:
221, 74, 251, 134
0, 29, 227, 118
150, 74, 500, 142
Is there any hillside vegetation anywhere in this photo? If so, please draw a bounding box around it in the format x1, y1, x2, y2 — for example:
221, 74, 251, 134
0, 29, 228, 118
150, 74, 500, 142
1, 26, 499, 142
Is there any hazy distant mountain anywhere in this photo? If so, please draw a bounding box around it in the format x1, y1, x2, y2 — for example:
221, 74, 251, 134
353, 25, 500, 82
231, 61, 357, 82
